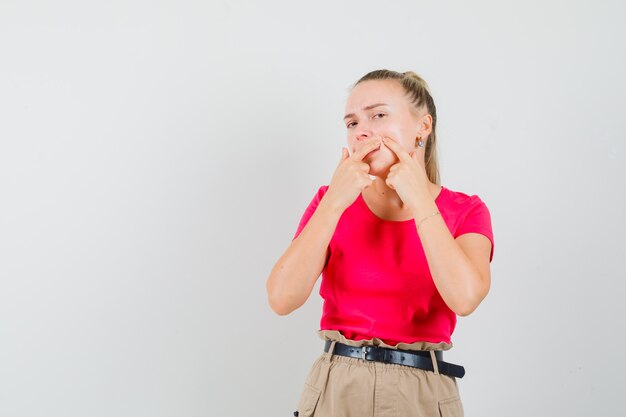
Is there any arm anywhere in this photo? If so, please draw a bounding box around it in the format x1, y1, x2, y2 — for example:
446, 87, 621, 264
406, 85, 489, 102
379, 136, 492, 316
413, 200, 493, 317
266, 196, 343, 316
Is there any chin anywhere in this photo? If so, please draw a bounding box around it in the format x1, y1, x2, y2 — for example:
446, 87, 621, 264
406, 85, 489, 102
366, 160, 391, 178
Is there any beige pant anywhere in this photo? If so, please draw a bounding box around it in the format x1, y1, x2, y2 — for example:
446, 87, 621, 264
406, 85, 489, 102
295, 330, 464, 417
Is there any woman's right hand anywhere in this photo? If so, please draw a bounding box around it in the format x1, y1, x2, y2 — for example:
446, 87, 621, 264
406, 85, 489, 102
324, 139, 382, 211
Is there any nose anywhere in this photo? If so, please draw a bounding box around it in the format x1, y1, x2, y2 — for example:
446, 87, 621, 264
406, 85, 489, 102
355, 124, 374, 143
351, 116, 372, 140
356, 134, 371, 143
356, 130, 382, 145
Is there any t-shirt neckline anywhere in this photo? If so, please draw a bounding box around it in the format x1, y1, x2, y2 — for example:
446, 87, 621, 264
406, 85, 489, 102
358, 185, 446, 223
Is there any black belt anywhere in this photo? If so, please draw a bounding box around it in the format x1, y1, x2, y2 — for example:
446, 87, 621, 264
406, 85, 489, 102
324, 340, 465, 378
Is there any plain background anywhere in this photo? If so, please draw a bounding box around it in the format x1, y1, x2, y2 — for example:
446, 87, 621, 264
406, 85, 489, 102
1, 1, 625, 416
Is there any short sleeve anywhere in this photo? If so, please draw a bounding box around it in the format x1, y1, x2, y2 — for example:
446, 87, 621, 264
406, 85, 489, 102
292, 185, 330, 241
455, 196, 495, 262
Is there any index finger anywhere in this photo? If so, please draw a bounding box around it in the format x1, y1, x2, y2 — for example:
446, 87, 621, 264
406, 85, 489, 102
352, 139, 382, 161
382, 136, 411, 162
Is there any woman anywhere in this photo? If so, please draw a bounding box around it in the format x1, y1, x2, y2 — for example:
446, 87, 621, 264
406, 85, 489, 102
266, 69, 494, 417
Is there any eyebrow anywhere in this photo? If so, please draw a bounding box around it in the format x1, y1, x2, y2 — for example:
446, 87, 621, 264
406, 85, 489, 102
343, 103, 389, 121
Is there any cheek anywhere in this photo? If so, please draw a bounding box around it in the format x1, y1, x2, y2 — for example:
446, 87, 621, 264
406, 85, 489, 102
378, 124, 405, 142
386, 128, 415, 148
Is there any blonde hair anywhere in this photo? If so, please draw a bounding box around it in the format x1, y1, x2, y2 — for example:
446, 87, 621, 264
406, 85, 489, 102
351, 69, 440, 185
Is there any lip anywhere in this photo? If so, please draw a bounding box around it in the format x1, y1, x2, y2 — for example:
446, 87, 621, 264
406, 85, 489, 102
365, 149, 379, 158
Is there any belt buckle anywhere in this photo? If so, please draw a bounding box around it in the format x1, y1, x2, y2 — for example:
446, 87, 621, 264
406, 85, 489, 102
361, 346, 373, 361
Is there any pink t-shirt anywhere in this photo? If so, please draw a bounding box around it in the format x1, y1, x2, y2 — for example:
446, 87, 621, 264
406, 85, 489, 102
292, 184, 494, 346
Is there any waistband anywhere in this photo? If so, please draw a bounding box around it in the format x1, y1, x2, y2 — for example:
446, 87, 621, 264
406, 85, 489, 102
317, 329, 453, 351
324, 340, 465, 378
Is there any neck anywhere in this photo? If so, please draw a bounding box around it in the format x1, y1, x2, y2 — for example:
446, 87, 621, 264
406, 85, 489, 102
370, 177, 410, 210
368, 177, 440, 210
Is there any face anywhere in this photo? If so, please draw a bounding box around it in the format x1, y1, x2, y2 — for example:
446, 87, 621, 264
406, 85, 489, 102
343, 79, 431, 177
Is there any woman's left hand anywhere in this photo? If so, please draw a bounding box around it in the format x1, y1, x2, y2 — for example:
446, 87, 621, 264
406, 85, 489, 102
382, 136, 432, 212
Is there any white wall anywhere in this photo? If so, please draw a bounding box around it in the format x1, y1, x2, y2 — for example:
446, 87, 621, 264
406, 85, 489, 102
1, 1, 624, 416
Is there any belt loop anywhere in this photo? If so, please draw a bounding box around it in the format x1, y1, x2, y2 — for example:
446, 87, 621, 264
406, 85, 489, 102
324, 340, 337, 363
429, 350, 439, 375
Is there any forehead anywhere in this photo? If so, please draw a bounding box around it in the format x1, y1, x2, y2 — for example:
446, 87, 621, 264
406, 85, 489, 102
345, 79, 407, 111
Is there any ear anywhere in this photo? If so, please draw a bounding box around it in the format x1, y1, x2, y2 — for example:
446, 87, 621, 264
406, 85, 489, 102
418, 113, 433, 137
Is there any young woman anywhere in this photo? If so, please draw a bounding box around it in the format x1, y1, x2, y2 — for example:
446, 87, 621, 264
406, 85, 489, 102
266, 69, 494, 417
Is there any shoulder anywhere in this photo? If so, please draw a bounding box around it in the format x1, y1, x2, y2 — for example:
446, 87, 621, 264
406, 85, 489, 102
441, 185, 489, 211
444, 186, 495, 261
300, 184, 331, 213
305, 184, 330, 205
440, 185, 493, 232
444, 187, 482, 205
292, 184, 331, 240
312, 184, 331, 202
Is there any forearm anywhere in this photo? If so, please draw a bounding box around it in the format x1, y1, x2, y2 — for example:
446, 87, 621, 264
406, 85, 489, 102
412, 200, 483, 316
266, 196, 343, 315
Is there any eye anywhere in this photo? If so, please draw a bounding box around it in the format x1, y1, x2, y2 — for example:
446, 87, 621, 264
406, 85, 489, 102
346, 113, 386, 129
